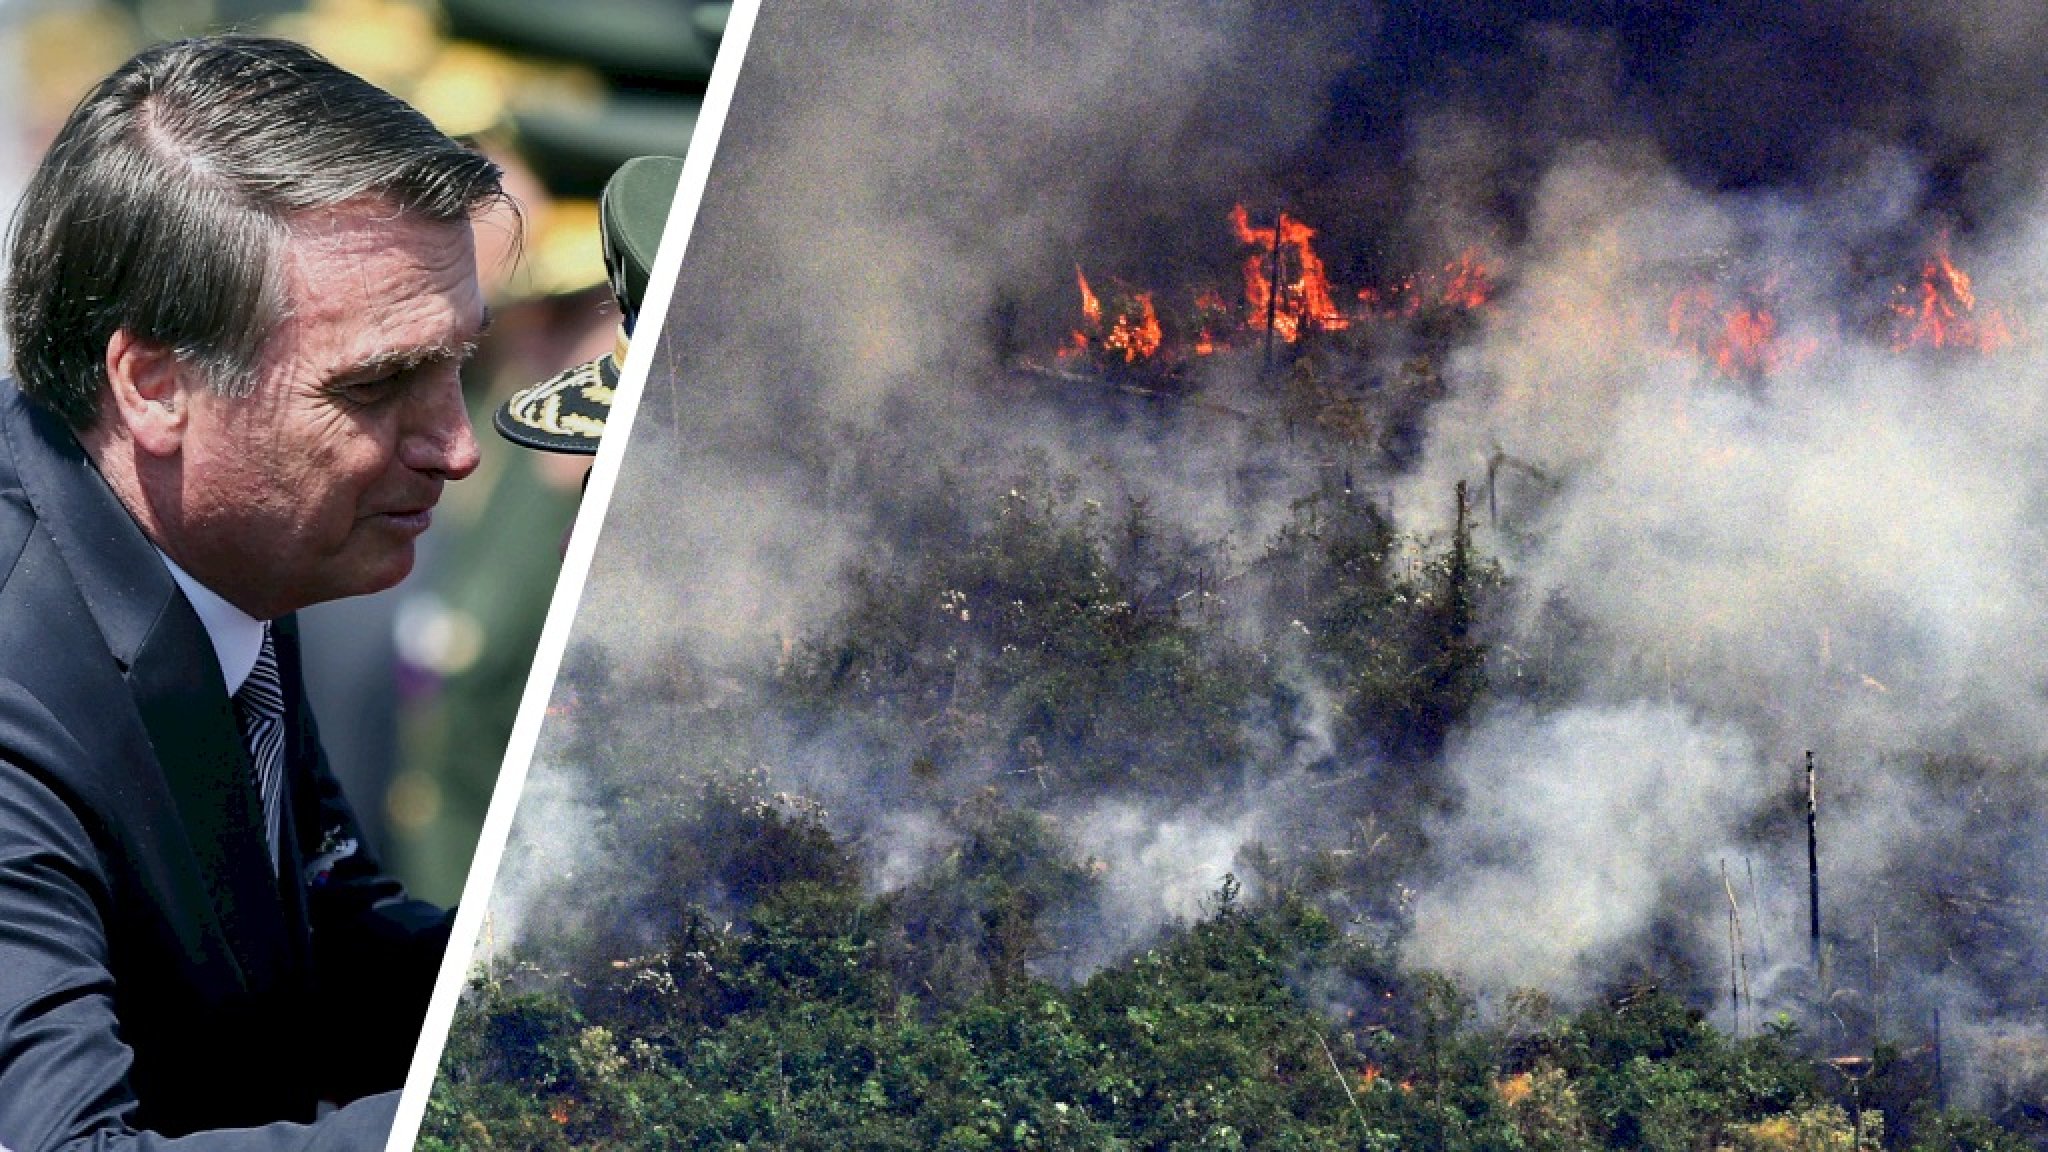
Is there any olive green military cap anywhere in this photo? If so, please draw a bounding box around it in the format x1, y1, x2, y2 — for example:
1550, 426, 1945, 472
494, 154, 683, 454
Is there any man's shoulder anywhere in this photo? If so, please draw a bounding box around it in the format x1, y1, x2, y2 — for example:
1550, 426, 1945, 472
0, 382, 33, 587
0, 394, 140, 806
0, 487, 130, 806
0, 378, 177, 686
0, 379, 69, 630
0, 454, 97, 685
0, 469, 67, 644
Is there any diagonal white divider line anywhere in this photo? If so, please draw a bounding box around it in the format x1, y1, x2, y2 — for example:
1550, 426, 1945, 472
386, 1, 765, 1145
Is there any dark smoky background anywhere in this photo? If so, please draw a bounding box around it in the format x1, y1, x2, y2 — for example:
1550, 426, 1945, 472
488, 0, 2048, 1108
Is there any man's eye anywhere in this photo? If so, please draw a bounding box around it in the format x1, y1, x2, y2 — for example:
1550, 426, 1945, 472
339, 375, 401, 404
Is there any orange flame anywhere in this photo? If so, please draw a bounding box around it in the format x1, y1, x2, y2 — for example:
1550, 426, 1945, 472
1890, 233, 2016, 352
1356, 248, 1494, 319
1230, 204, 1350, 341
1066, 265, 1162, 363
1667, 284, 1814, 378
1438, 248, 1494, 311
1105, 291, 1163, 362
1076, 263, 1102, 326
1062, 265, 1102, 361
1046, 210, 1500, 367
550, 1101, 572, 1125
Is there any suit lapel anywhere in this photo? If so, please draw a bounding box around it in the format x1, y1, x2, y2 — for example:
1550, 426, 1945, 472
269, 618, 317, 976
1, 383, 296, 990
127, 619, 295, 988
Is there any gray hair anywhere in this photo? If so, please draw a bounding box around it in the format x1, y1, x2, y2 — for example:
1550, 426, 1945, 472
4, 35, 507, 431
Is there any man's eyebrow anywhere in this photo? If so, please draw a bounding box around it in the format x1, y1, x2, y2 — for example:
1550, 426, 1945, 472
327, 308, 491, 385
334, 340, 480, 382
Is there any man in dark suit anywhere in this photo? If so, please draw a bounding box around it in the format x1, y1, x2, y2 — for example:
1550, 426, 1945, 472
0, 35, 504, 1149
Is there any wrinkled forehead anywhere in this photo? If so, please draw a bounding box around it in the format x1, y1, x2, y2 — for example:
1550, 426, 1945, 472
279, 199, 480, 288
266, 202, 486, 372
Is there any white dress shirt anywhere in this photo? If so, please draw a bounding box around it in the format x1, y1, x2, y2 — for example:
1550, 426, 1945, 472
155, 551, 266, 696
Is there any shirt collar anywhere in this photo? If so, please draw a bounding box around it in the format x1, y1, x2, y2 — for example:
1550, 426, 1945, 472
155, 550, 267, 696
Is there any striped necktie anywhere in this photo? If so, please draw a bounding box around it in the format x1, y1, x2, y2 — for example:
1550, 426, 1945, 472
233, 626, 287, 874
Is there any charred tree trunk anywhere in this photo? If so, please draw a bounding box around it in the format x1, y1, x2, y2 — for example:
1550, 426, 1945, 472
1808, 750, 1822, 977
1263, 208, 1283, 373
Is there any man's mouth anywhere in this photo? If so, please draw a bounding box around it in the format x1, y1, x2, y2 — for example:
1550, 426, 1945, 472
367, 497, 438, 533
378, 508, 433, 533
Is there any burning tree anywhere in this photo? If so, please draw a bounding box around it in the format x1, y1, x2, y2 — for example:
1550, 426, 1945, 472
1062, 264, 1164, 366
1889, 232, 2018, 353
1230, 203, 1352, 343
1667, 282, 1817, 380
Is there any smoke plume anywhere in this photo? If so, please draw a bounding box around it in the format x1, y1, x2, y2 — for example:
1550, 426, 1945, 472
494, 1, 2048, 1094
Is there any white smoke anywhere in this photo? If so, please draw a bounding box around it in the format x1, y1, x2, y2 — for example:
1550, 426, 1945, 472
1392, 131, 2048, 1001
1056, 791, 1271, 972
482, 751, 609, 954
1410, 704, 1771, 1000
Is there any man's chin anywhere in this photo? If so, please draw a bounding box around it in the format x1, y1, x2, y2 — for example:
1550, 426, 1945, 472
330, 541, 418, 603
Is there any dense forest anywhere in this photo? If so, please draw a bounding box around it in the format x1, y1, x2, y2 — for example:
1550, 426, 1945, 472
428, 860, 2012, 1150
424, 421, 2043, 1148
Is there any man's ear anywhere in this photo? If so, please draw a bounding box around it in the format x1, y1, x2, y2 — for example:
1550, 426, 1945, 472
104, 329, 189, 457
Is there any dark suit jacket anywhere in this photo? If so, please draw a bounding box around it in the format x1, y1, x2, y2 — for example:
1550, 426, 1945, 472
0, 380, 452, 1150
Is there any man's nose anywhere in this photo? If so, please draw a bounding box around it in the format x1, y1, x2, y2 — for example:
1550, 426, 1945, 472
402, 378, 481, 481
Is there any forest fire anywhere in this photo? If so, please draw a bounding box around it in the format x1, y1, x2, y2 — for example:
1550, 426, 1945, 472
1355, 247, 1497, 318
1046, 208, 1496, 372
1063, 265, 1163, 364
442, 4, 2048, 1146
1435, 249, 1495, 312
1044, 205, 2021, 384
1666, 285, 1815, 379
1229, 204, 1351, 340
1656, 238, 2018, 379
1357, 1065, 1418, 1094
1889, 232, 2017, 352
